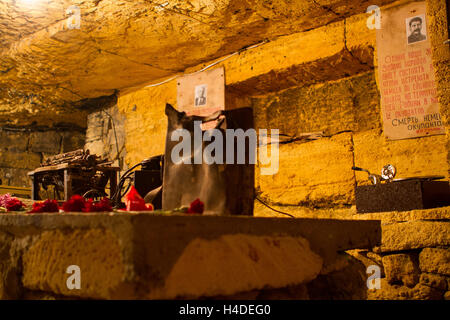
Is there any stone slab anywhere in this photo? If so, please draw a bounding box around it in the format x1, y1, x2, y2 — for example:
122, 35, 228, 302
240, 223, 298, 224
355, 180, 450, 213
0, 213, 381, 299
352, 206, 450, 224
374, 221, 450, 253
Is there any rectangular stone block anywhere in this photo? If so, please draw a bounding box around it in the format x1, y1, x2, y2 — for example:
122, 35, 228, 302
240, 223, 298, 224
251, 72, 380, 137
118, 82, 177, 166
355, 180, 450, 213
0, 167, 31, 188
21, 229, 127, 299
376, 221, 450, 253
61, 131, 85, 153
256, 132, 355, 207
352, 206, 450, 224
0, 150, 41, 170
29, 131, 61, 154
0, 213, 381, 299
0, 130, 29, 152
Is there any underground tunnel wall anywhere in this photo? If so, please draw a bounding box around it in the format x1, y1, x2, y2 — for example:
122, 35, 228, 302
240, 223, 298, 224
0, 0, 448, 301
79, 0, 450, 218
0, 127, 85, 188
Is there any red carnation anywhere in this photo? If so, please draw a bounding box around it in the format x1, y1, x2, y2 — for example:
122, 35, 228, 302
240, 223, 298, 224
187, 198, 204, 214
62, 195, 86, 212
5, 198, 25, 212
0, 194, 26, 212
28, 199, 60, 213
83, 198, 113, 212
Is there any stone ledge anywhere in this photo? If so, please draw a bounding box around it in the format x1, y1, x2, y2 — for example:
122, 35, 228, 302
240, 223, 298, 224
374, 221, 450, 253
0, 213, 380, 299
352, 206, 450, 224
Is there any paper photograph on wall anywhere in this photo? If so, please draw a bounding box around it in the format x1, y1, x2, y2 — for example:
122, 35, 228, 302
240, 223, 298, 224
376, 2, 444, 140
194, 84, 207, 107
177, 67, 225, 117
406, 14, 427, 45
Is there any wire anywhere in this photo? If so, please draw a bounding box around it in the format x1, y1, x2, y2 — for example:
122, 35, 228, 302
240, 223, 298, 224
255, 196, 295, 218
144, 40, 269, 88
144, 75, 179, 88
111, 162, 142, 206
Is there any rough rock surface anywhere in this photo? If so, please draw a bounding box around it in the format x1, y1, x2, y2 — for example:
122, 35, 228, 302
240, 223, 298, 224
22, 229, 126, 299
353, 130, 449, 186
307, 253, 367, 300
347, 249, 385, 277
148, 234, 323, 299
382, 253, 420, 288
368, 278, 444, 300
84, 104, 126, 170
375, 221, 450, 253
419, 248, 450, 276
352, 207, 450, 224
419, 273, 448, 291
0, 0, 396, 126
0, 231, 23, 299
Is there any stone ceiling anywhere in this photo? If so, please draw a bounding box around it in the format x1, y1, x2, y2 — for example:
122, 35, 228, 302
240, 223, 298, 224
0, 0, 391, 127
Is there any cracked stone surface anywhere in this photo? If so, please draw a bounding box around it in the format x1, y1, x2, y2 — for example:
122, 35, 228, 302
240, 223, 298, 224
0, 0, 394, 127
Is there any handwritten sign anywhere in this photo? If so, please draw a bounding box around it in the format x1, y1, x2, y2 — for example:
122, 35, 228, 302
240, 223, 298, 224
376, 1, 444, 140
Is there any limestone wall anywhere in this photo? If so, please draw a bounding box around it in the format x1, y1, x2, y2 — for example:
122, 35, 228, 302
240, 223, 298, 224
84, 104, 127, 171
105, 0, 449, 217
0, 127, 85, 188
90, 0, 450, 301
349, 207, 450, 300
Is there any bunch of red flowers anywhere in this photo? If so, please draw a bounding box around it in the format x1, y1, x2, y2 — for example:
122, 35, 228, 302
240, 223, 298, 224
61, 195, 113, 212
27, 195, 113, 213
28, 199, 59, 213
82, 197, 113, 212
0, 194, 26, 212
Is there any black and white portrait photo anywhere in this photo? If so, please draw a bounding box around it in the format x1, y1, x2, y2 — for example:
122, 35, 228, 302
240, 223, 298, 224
406, 15, 427, 44
194, 84, 207, 106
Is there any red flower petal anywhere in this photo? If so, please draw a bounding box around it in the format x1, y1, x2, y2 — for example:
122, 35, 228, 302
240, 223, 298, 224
187, 198, 204, 214
62, 195, 86, 212
28, 199, 59, 213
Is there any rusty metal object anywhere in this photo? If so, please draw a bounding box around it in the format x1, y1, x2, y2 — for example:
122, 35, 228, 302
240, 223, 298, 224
41, 149, 109, 167
29, 149, 118, 201
352, 166, 382, 185
353, 164, 397, 185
